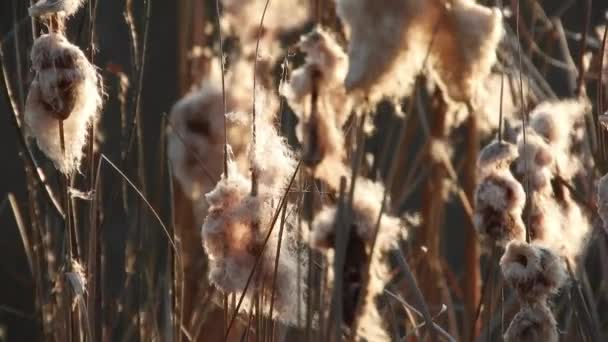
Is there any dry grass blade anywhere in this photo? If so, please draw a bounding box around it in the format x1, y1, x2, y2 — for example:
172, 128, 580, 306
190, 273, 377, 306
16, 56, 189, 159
8, 193, 34, 274
99, 154, 177, 252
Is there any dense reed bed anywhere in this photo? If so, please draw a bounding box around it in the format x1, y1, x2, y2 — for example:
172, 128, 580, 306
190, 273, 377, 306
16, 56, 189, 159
1, 0, 608, 341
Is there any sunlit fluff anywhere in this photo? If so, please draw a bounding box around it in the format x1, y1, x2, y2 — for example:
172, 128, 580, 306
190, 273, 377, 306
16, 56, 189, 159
25, 33, 102, 174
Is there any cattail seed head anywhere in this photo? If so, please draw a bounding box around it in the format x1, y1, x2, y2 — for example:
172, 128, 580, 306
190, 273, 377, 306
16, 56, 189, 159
504, 303, 558, 342
500, 241, 567, 303
474, 173, 527, 246
429, 0, 503, 103
477, 140, 519, 176
25, 33, 102, 174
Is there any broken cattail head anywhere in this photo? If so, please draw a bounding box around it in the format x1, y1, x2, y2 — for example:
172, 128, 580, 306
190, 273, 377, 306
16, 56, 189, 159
474, 172, 526, 247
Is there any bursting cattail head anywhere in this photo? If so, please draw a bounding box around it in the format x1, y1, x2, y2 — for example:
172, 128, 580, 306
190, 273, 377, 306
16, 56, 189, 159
500, 241, 567, 303
515, 130, 554, 192
474, 173, 526, 246
29, 0, 85, 17
429, 0, 503, 103
202, 163, 307, 325
25, 33, 102, 174
477, 140, 518, 176
504, 303, 559, 342
528, 99, 589, 180
311, 177, 407, 340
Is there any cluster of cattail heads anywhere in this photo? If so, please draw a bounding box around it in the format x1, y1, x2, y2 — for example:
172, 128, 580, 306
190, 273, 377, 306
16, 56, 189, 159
475, 100, 592, 262
474, 99, 595, 342
25, 33, 102, 174
500, 241, 565, 342
500, 241, 567, 303
336, 0, 502, 106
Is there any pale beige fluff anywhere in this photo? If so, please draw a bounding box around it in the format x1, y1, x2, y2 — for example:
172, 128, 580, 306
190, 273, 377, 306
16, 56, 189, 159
336, 0, 431, 102
167, 74, 249, 202
201, 96, 303, 324
25, 33, 102, 174
500, 241, 567, 303
29, 0, 85, 17
281, 27, 351, 126
598, 174, 608, 231
477, 141, 519, 176
202, 162, 306, 325
528, 99, 589, 180
504, 303, 558, 342
429, 0, 503, 103
553, 186, 591, 267
474, 172, 527, 247
474, 141, 526, 246
515, 130, 555, 192
311, 177, 406, 340
281, 28, 351, 176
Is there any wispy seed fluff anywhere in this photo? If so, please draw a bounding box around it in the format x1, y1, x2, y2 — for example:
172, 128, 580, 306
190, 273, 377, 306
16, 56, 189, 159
500, 240, 567, 303
528, 99, 589, 180
474, 141, 526, 247
504, 302, 559, 342
281, 28, 351, 178
336, 0, 428, 101
311, 177, 407, 341
201, 108, 305, 325
514, 100, 592, 264
429, 0, 503, 103
337, 0, 502, 104
598, 174, 608, 231
29, 0, 85, 17
167, 64, 249, 202
25, 33, 102, 174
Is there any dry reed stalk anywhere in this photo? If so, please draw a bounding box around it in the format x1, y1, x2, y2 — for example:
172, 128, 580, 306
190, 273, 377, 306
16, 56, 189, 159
415, 86, 449, 326
463, 103, 480, 341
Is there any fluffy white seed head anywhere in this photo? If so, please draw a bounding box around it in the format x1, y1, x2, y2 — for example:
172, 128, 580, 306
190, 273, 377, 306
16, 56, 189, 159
474, 172, 527, 247
500, 241, 567, 303
29, 0, 85, 17
25, 33, 102, 174
504, 303, 558, 342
